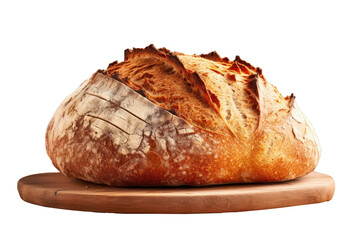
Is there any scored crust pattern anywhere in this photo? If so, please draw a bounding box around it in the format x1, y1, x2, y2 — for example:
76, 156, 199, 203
46, 45, 320, 186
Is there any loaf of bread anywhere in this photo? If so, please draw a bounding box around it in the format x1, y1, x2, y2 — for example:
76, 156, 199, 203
46, 44, 320, 186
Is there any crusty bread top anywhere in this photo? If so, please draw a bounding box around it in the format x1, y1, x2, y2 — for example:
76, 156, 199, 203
106, 44, 292, 143
46, 44, 320, 186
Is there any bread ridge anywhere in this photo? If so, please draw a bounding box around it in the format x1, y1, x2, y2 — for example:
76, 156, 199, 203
46, 45, 320, 186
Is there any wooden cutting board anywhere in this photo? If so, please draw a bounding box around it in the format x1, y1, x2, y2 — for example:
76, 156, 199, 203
18, 172, 334, 213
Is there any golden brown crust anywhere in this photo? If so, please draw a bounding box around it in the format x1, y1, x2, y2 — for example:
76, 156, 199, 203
46, 45, 320, 186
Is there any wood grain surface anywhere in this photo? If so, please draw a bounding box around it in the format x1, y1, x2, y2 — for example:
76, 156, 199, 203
17, 172, 335, 213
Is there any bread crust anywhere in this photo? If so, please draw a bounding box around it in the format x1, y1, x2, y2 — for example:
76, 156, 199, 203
46, 45, 320, 186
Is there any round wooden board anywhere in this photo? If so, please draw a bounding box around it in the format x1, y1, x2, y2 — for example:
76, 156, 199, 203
18, 172, 334, 213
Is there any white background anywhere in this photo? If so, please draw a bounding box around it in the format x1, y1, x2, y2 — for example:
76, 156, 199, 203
1, 0, 359, 239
